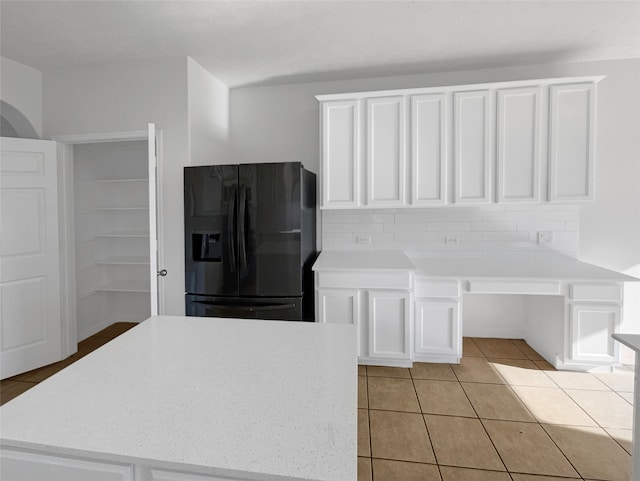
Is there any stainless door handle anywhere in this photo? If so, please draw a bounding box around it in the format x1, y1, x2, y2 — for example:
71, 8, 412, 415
157, 269, 168, 277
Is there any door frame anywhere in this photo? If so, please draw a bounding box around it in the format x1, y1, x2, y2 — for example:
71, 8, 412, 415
54, 128, 164, 357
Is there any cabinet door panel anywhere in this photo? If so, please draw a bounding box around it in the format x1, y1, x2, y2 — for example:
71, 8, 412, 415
321, 100, 359, 207
411, 94, 447, 205
414, 299, 460, 357
454, 90, 492, 203
318, 288, 365, 357
368, 290, 410, 360
497, 87, 540, 202
366, 96, 406, 206
570, 304, 620, 363
548, 83, 595, 201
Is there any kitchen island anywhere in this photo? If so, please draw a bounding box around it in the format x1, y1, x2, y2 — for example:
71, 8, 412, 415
0, 316, 357, 481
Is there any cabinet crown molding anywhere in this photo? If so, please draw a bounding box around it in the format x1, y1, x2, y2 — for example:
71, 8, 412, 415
315, 76, 606, 101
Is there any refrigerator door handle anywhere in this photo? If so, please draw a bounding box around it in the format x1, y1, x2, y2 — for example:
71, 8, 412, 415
238, 185, 248, 272
228, 185, 237, 272
192, 301, 297, 312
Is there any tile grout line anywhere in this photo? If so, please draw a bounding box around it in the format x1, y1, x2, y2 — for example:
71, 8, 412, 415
453, 361, 512, 476
409, 365, 444, 481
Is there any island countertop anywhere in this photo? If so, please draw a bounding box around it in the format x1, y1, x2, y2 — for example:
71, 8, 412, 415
0, 316, 357, 481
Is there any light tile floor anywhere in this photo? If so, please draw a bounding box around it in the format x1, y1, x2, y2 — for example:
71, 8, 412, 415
359, 338, 635, 481
1, 331, 635, 481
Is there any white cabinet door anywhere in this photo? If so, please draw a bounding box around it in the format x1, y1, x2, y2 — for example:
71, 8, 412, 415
151, 468, 245, 481
366, 96, 407, 206
569, 304, 620, 363
0, 138, 62, 379
548, 83, 596, 202
0, 449, 133, 481
368, 290, 410, 360
317, 288, 364, 357
320, 99, 360, 208
453, 90, 492, 204
414, 298, 460, 358
496, 87, 541, 203
410, 93, 447, 205
317, 288, 360, 324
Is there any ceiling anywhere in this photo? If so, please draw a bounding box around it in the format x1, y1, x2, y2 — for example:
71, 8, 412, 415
1, 0, 639, 88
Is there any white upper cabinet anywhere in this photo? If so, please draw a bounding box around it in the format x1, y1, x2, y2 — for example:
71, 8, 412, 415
496, 86, 541, 203
317, 76, 602, 209
366, 96, 407, 206
411, 93, 447, 205
320, 99, 360, 208
453, 90, 492, 204
548, 82, 596, 202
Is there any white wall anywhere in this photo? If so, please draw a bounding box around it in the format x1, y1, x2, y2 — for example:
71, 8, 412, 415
230, 58, 640, 330
187, 57, 230, 165
43, 58, 189, 316
1, 56, 43, 137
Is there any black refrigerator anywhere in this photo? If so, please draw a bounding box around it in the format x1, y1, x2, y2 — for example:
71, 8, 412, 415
184, 162, 316, 321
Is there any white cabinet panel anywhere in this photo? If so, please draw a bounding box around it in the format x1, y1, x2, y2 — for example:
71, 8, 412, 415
414, 299, 460, 358
570, 304, 620, 363
366, 96, 406, 206
548, 83, 595, 201
317, 288, 365, 357
318, 288, 360, 324
151, 468, 244, 481
368, 290, 410, 360
453, 90, 492, 203
496, 87, 540, 202
570, 283, 623, 302
410, 93, 447, 205
321, 99, 360, 207
0, 449, 133, 481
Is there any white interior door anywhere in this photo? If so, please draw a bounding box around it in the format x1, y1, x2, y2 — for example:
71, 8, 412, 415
0, 137, 62, 379
148, 124, 159, 316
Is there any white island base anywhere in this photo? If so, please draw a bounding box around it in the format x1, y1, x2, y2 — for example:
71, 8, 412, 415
0, 316, 357, 481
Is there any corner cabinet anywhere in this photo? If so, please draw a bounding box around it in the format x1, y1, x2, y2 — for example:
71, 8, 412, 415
315, 270, 413, 367
316, 76, 603, 209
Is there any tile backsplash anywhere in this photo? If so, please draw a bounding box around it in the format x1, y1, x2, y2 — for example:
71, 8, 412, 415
321, 204, 578, 261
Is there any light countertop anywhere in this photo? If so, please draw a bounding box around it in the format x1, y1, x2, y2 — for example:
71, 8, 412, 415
411, 258, 639, 281
312, 250, 416, 272
613, 333, 640, 353
312, 250, 637, 282
0, 316, 357, 481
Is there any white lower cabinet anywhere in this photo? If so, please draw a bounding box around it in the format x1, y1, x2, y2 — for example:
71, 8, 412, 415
150, 468, 244, 481
315, 269, 412, 366
317, 288, 366, 357
0, 448, 133, 481
569, 303, 620, 364
368, 290, 411, 362
414, 298, 461, 362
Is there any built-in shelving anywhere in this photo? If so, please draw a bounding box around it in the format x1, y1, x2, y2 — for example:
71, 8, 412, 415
73, 139, 152, 341
95, 280, 150, 293
78, 178, 147, 185
94, 256, 150, 265
94, 230, 149, 238
94, 206, 149, 211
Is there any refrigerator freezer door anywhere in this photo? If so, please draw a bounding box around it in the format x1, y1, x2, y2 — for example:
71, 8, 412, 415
239, 163, 303, 297
185, 295, 306, 321
184, 165, 239, 296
